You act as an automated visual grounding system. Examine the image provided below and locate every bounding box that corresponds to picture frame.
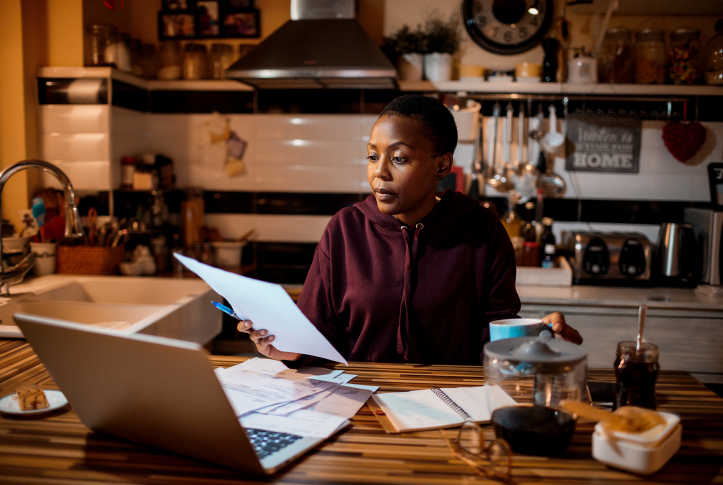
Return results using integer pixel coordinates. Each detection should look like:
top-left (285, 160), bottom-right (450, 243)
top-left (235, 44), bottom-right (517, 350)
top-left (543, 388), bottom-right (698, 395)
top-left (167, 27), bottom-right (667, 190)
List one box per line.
top-left (222, 9), bottom-right (260, 38)
top-left (195, 0), bottom-right (221, 37)
top-left (707, 162), bottom-right (723, 209)
top-left (158, 12), bottom-right (197, 39)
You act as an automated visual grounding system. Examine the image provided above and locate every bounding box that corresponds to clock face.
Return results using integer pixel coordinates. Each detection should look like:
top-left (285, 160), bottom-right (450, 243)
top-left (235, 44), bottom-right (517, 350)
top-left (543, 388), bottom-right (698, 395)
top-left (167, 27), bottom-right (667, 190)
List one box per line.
top-left (462, 0), bottom-right (554, 55)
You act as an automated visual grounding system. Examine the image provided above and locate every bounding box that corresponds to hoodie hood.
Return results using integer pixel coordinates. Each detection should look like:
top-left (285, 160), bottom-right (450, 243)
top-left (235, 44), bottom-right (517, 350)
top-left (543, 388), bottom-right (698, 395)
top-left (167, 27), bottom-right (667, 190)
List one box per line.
top-left (356, 189), bottom-right (483, 233)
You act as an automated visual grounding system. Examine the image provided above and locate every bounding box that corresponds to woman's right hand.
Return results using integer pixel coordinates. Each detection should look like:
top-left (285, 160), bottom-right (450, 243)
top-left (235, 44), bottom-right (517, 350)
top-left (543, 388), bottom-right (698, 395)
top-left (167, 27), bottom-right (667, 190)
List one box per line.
top-left (237, 320), bottom-right (302, 361)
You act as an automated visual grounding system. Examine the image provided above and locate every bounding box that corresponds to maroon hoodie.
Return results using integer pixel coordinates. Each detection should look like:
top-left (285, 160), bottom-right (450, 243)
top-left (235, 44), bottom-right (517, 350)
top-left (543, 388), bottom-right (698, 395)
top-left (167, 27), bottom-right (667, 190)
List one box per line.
top-left (296, 189), bottom-right (521, 366)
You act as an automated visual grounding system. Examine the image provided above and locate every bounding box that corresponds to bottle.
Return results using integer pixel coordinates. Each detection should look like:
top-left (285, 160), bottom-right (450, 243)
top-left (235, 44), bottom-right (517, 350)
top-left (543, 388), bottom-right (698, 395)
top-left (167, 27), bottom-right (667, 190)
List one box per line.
top-left (121, 156), bottom-right (137, 189)
top-left (668, 28), bottom-right (701, 85)
top-left (502, 193), bottom-right (522, 239)
top-left (702, 19), bottom-right (723, 85)
top-left (539, 217), bottom-right (556, 267)
top-left (520, 201), bottom-right (536, 243)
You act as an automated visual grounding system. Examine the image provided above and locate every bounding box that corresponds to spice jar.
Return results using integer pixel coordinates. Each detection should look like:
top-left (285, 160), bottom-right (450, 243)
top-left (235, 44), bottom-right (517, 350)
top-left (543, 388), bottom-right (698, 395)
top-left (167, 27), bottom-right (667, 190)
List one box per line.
top-left (114, 32), bottom-right (132, 72)
top-left (130, 38), bottom-right (143, 76)
top-left (210, 43), bottom-right (236, 79)
top-left (84, 24), bottom-right (117, 66)
top-left (182, 188), bottom-right (205, 249)
top-left (157, 40), bottom-right (182, 80)
top-left (613, 341), bottom-right (659, 410)
top-left (121, 156), bottom-right (137, 189)
top-left (702, 20), bottom-right (723, 85)
top-left (634, 28), bottom-right (666, 84)
top-left (668, 28), bottom-right (701, 85)
top-left (599, 27), bottom-right (634, 83)
top-left (182, 43), bottom-right (209, 80)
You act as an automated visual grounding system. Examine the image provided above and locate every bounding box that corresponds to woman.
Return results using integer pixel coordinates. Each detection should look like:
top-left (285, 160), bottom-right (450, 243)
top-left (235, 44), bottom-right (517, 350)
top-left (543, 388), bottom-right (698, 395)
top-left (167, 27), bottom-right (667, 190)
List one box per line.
top-left (239, 95), bottom-right (581, 365)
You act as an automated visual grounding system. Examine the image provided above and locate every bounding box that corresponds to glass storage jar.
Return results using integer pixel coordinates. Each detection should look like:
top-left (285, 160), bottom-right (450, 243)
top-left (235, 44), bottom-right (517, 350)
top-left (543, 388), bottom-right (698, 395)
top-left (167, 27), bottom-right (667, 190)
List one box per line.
top-left (182, 43), bottom-right (209, 80)
top-left (668, 28), bottom-right (701, 85)
top-left (634, 28), bottom-right (666, 84)
top-left (130, 38), bottom-right (143, 76)
top-left (181, 188), bottom-right (205, 249)
top-left (702, 20), bottom-right (723, 85)
top-left (157, 40), bottom-right (182, 80)
top-left (84, 24), bottom-right (117, 66)
top-left (210, 43), bottom-right (236, 79)
top-left (599, 27), bottom-right (634, 83)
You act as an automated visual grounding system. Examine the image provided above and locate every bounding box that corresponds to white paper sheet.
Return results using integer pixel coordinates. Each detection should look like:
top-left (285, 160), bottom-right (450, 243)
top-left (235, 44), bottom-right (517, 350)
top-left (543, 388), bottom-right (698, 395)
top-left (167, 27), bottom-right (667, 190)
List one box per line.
top-left (174, 254), bottom-right (347, 364)
top-left (309, 383), bottom-right (378, 419)
top-left (278, 367), bottom-right (344, 381)
top-left (220, 358), bottom-right (289, 377)
top-left (268, 385), bottom-right (341, 416)
top-left (218, 369), bottom-right (337, 416)
top-left (240, 409), bottom-right (348, 439)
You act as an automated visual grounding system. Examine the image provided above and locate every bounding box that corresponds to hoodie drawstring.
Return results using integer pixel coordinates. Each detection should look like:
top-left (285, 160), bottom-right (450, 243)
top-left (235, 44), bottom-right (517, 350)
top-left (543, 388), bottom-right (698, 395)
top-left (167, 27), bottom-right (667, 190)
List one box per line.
top-left (397, 223), bottom-right (423, 360)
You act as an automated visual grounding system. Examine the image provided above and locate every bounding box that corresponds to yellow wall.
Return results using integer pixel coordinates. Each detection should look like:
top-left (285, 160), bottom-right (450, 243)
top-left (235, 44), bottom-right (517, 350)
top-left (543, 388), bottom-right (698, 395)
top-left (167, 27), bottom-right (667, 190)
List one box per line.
top-left (0, 0), bottom-right (30, 232)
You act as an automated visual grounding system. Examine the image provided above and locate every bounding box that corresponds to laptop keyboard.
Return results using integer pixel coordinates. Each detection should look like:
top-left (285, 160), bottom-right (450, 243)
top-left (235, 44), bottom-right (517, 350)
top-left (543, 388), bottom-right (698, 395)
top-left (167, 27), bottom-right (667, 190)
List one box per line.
top-left (245, 428), bottom-right (303, 460)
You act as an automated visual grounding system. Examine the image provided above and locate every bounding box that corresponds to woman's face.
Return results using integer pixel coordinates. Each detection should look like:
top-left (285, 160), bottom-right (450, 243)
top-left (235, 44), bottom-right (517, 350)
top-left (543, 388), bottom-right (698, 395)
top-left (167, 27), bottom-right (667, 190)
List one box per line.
top-left (367, 115), bottom-right (451, 225)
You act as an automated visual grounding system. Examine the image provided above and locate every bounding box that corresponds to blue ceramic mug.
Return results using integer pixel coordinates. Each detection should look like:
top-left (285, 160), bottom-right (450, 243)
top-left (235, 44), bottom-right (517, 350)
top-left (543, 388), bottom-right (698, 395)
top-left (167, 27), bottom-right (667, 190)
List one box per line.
top-left (489, 318), bottom-right (547, 341)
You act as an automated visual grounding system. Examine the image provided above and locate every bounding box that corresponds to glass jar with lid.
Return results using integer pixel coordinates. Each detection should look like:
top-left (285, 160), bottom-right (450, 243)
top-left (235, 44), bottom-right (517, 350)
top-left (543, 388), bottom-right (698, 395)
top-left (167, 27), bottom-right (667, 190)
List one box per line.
top-left (599, 27), bottom-right (634, 83)
top-left (157, 40), bottom-right (182, 80)
top-left (114, 32), bottom-right (132, 72)
top-left (210, 43), bottom-right (237, 79)
top-left (634, 28), bottom-right (666, 84)
top-left (84, 24), bottom-right (117, 66)
top-left (141, 43), bottom-right (158, 79)
top-left (182, 43), bottom-right (209, 80)
top-left (702, 20), bottom-right (723, 85)
top-left (668, 28), bottom-right (701, 85)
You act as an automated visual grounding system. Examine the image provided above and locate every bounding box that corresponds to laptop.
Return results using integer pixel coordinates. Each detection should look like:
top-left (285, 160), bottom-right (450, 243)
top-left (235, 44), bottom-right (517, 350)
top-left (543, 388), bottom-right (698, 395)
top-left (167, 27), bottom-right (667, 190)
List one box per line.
top-left (15, 312), bottom-right (344, 474)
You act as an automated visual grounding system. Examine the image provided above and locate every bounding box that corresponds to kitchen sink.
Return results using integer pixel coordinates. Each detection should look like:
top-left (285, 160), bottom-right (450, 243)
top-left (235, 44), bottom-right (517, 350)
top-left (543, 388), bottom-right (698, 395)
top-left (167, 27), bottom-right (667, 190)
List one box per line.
top-left (0, 275), bottom-right (222, 344)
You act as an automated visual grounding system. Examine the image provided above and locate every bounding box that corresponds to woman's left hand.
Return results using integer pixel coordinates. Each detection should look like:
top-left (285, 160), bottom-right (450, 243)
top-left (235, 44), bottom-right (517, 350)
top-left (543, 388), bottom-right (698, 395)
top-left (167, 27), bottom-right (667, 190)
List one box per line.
top-left (543, 312), bottom-right (583, 344)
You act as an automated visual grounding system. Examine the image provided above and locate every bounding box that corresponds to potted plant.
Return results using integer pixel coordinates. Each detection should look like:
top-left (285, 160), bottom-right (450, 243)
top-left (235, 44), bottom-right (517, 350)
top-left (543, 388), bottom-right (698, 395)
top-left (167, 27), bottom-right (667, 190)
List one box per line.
top-left (382, 25), bottom-right (425, 81)
top-left (421, 10), bottom-right (462, 83)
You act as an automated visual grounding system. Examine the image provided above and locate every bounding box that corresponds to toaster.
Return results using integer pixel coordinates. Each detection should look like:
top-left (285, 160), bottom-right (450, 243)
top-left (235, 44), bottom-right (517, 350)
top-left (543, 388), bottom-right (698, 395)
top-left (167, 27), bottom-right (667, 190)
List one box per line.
top-left (568, 232), bottom-right (653, 285)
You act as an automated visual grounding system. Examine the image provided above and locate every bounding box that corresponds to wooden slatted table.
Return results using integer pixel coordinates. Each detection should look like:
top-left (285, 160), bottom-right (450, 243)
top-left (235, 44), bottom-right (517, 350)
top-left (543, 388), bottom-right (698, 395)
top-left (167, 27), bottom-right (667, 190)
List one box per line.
top-left (1, 338), bottom-right (722, 484)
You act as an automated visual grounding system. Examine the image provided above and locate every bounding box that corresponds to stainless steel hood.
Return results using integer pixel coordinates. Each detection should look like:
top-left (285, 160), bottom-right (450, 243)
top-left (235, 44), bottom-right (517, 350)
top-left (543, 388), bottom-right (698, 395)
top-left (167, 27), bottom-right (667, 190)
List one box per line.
top-left (225, 0), bottom-right (396, 89)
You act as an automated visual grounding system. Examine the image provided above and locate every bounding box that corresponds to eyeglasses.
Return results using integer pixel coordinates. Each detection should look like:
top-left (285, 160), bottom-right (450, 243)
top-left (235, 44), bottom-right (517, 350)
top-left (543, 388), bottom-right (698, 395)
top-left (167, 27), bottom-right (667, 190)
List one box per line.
top-left (441, 421), bottom-right (512, 480)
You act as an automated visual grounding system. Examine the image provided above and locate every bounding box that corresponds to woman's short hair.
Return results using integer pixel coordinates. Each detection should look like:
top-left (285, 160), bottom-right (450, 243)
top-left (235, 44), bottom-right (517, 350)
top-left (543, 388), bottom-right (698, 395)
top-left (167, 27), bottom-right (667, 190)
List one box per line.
top-left (379, 94), bottom-right (458, 156)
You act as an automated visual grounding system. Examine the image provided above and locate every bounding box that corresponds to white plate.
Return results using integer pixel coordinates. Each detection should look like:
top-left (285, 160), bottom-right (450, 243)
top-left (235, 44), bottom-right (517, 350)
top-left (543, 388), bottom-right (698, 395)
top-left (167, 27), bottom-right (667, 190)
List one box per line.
top-left (0, 390), bottom-right (68, 416)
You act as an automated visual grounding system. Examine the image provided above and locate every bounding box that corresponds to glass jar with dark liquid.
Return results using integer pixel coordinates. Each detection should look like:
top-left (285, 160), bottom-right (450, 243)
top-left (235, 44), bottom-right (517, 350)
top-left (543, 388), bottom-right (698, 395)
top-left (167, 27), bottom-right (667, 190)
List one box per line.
top-left (613, 341), bottom-right (659, 410)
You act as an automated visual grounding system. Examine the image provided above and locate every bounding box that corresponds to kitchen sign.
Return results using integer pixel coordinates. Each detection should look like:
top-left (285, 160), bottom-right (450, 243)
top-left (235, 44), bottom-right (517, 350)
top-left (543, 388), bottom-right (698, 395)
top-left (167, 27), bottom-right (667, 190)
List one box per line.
top-left (565, 115), bottom-right (641, 173)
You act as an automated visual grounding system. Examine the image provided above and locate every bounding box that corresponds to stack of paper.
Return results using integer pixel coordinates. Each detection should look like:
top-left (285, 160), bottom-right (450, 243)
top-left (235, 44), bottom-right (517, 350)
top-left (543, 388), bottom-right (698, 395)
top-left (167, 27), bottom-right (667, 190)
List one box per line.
top-left (215, 358), bottom-right (378, 439)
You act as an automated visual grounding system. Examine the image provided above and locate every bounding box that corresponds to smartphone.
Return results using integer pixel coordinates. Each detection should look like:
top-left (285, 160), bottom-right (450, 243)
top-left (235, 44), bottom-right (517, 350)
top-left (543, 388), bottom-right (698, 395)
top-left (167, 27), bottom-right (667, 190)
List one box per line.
top-left (587, 381), bottom-right (616, 408)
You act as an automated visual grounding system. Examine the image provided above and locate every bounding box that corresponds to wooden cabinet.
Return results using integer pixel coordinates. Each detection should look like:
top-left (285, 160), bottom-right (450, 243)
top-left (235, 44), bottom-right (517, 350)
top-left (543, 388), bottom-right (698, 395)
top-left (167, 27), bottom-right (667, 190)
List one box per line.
top-left (520, 303), bottom-right (723, 384)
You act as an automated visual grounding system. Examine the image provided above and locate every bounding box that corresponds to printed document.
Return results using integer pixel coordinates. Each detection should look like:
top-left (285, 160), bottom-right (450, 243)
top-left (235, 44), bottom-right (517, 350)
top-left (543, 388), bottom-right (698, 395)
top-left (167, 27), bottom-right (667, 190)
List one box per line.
top-left (174, 254), bottom-right (346, 364)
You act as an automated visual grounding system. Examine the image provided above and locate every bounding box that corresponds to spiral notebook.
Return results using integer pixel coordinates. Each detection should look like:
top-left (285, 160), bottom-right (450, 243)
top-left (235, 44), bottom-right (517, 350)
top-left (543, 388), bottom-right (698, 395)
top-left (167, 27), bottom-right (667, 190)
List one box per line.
top-left (370, 385), bottom-right (516, 433)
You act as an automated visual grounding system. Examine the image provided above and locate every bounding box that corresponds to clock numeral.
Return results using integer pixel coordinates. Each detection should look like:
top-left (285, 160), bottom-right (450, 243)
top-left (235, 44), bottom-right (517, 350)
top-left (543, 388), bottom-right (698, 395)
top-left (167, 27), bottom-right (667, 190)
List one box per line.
top-left (519, 26), bottom-right (528, 38)
top-left (476, 15), bottom-right (487, 27)
top-left (472, 1), bottom-right (482, 14)
top-left (503, 31), bottom-right (513, 42)
top-left (530, 15), bottom-right (539, 27)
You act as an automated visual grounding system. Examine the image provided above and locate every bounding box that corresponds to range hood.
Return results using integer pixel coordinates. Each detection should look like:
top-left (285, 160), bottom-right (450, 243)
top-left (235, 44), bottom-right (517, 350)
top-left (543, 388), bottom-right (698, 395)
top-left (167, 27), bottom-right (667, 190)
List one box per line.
top-left (225, 0), bottom-right (396, 89)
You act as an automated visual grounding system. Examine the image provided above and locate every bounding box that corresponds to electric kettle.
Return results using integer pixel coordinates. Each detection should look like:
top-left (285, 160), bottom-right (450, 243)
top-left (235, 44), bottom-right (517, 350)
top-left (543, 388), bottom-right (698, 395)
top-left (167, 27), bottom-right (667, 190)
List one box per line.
top-left (657, 222), bottom-right (696, 286)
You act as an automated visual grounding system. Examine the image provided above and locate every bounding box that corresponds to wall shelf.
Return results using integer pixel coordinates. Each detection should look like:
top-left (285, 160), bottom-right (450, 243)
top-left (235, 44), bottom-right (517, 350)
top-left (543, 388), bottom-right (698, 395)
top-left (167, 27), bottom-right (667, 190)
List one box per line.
top-left (398, 80), bottom-right (723, 97)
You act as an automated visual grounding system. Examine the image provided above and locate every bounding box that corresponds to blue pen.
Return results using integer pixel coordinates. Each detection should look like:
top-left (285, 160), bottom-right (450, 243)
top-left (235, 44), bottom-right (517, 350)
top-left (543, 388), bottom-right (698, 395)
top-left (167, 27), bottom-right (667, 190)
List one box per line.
top-left (212, 301), bottom-right (254, 330)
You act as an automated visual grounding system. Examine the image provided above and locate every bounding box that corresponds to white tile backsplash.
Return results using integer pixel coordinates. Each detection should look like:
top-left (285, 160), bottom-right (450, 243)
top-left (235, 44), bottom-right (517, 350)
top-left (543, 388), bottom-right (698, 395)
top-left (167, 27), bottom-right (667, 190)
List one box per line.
top-left (39, 105), bottom-right (109, 133)
top-left (41, 133), bottom-right (109, 161)
top-left (204, 214), bottom-right (332, 242)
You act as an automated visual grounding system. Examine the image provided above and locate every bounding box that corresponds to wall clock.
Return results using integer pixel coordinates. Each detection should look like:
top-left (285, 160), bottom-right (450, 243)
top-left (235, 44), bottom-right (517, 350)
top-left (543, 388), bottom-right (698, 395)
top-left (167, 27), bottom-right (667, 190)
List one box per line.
top-left (462, 0), bottom-right (554, 55)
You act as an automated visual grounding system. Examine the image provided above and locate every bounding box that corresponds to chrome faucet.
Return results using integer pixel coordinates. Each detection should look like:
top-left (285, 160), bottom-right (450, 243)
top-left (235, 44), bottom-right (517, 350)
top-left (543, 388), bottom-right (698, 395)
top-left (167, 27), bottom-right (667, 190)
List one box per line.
top-left (0, 160), bottom-right (85, 293)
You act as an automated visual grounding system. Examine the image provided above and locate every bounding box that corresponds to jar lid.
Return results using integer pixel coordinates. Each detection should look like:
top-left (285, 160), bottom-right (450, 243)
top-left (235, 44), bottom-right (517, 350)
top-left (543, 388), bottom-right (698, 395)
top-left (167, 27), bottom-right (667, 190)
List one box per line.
top-left (605, 27), bottom-right (632, 39)
top-left (211, 43), bottom-right (234, 53)
top-left (184, 43), bottom-right (207, 53)
top-left (523, 241), bottom-right (539, 248)
top-left (542, 217), bottom-right (554, 226)
top-left (670, 28), bottom-right (700, 39)
top-left (484, 331), bottom-right (587, 367)
top-left (86, 24), bottom-right (117, 33)
top-left (636, 28), bottom-right (665, 41)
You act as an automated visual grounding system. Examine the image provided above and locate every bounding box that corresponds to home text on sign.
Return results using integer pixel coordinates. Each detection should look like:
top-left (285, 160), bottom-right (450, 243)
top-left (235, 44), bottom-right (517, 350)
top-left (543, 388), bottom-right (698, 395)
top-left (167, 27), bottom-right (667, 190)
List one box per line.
top-left (565, 116), bottom-right (641, 173)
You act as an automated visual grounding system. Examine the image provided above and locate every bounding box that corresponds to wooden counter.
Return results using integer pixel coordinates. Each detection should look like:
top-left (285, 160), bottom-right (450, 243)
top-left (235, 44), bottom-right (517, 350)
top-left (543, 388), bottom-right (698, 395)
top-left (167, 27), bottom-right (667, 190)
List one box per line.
top-left (1, 339), bottom-right (722, 484)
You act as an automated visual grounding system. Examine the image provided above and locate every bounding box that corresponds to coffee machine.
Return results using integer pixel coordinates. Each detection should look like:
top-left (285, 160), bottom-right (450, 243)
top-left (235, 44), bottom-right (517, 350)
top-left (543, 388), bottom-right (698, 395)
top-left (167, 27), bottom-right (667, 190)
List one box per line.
top-left (684, 208), bottom-right (723, 285)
